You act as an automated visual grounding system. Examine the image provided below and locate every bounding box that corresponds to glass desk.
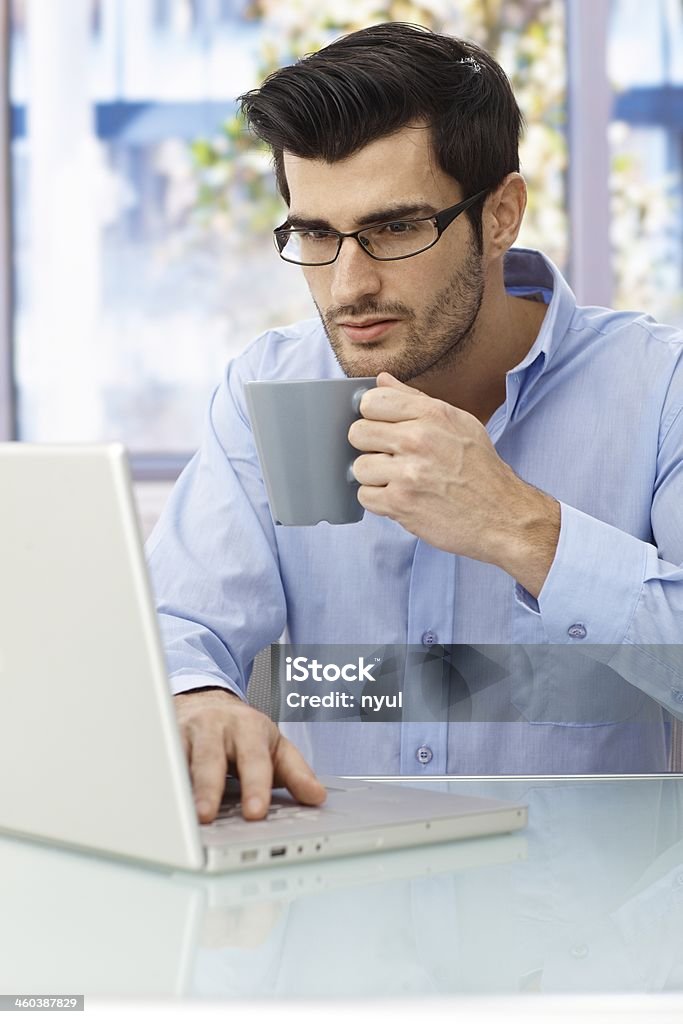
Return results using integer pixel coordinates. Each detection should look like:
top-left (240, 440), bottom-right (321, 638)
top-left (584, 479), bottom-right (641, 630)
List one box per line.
top-left (2, 776), bottom-right (683, 1007)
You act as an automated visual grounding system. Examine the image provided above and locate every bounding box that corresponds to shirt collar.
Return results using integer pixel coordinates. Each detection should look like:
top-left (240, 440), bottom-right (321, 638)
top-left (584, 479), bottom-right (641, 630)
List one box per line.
top-left (503, 247), bottom-right (577, 377)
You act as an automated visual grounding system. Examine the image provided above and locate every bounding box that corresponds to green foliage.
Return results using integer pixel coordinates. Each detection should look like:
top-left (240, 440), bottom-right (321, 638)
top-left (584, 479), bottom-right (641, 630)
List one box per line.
top-left (190, 113), bottom-right (283, 233)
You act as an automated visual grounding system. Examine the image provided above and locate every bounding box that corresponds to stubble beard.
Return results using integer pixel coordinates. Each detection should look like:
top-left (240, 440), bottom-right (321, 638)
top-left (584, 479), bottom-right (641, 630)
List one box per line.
top-left (314, 247), bottom-right (486, 382)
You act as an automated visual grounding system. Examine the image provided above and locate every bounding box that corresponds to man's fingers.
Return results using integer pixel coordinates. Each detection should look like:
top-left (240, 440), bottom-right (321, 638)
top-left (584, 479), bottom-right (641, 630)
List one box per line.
top-left (357, 373), bottom-right (426, 423)
top-left (272, 735), bottom-right (327, 806)
top-left (375, 370), bottom-right (422, 394)
top-left (349, 418), bottom-right (404, 453)
top-left (173, 690), bottom-right (325, 824)
top-left (352, 451), bottom-right (395, 486)
top-left (187, 734), bottom-right (228, 823)
top-left (233, 734), bottom-right (276, 821)
top-left (234, 725), bottom-right (325, 820)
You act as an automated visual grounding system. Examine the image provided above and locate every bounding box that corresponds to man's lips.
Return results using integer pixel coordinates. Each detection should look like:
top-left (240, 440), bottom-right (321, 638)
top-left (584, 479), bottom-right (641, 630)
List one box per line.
top-left (337, 319), bottom-right (400, 342)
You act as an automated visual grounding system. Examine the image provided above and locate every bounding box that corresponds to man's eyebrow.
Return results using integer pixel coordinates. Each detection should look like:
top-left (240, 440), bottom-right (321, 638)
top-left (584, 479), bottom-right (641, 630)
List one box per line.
top-left (285, 202), bottom-right (439, 230)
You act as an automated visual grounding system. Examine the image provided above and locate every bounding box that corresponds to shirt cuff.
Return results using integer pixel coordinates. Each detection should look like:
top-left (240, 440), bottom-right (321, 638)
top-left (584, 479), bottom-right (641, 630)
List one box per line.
top-left (516, 502), bottom-right (648, 645)
top-left (169, 673), bottom-right (245, 699)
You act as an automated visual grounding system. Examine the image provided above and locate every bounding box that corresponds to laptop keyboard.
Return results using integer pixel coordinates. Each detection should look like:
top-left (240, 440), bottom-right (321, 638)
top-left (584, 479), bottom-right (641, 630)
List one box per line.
top-left (204, 783), bottom-right (350, 830)
top-left (211, 798), bottom-right (323, 827)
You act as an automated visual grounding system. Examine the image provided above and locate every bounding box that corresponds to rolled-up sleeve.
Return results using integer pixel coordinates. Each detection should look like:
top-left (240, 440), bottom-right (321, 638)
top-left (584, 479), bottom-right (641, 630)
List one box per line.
top-left (145, 357), bottom-right (286, 697)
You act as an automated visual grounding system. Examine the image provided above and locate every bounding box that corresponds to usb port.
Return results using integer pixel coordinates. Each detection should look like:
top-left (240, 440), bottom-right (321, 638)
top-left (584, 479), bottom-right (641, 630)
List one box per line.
top-left (270, 846), bottom-right (287, 858)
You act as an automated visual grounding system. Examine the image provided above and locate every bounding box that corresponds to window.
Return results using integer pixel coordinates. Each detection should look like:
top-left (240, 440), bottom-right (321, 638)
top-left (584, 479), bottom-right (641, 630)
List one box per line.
top-left (7, 3), bottom-right (680, 464)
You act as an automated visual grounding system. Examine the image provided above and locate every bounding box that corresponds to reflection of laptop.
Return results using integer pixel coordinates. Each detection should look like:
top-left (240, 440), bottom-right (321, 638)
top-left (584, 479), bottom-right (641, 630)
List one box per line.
top-left (0, 826), bottom-right (526, 995)
top-left (0, 444), bottom-right (527, 873)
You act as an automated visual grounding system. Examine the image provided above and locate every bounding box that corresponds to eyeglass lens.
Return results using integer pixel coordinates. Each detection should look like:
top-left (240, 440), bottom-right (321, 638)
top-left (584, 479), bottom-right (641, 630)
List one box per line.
top-left (278, 218), bottom-right (439, 264)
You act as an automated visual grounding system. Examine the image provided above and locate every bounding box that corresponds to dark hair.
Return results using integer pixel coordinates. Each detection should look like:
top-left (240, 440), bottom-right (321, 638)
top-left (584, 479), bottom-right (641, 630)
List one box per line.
top-left (238, 22), bottom-right (524, 248)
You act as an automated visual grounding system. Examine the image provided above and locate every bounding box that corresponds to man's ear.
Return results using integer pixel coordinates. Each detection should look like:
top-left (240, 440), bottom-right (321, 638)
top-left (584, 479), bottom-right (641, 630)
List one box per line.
top-left (482, 172), bottom-right (527, 260)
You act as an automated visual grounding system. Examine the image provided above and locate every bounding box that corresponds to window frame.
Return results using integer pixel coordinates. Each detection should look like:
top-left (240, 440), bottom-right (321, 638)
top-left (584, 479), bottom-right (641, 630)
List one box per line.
top-left (0, 0), bottom-right (14, 443)
top-left (566, 0), bottom-right (613, 308)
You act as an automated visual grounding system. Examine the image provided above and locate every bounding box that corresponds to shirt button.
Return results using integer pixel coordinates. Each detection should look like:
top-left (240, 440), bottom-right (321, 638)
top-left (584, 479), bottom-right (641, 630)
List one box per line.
top-left (567, 623), bottom-right (587, 640)
top-left (570, 944), bottom-right (589, 960)
top-left (672, 689), bottom-right (683, 705)
top-left (421, 630), bottom-right (437, 647)
top-left (416, 746), bottom-right (433, 765)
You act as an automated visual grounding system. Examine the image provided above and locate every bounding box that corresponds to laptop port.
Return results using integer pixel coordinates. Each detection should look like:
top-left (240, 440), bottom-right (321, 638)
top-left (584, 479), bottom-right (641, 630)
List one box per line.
top-left (270, 846), bottom-right (287, 858)
top-left (240, 849), bottom-right (258, 863)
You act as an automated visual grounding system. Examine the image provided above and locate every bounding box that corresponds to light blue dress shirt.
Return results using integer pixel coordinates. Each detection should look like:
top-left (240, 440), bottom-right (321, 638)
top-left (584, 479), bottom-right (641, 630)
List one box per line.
top-left (146, 248), bottom-right (683, 774)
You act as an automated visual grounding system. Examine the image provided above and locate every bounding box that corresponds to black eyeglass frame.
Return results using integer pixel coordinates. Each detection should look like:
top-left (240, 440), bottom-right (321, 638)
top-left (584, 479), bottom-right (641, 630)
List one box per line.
top-left (273, 188), bottom-right (490, 266)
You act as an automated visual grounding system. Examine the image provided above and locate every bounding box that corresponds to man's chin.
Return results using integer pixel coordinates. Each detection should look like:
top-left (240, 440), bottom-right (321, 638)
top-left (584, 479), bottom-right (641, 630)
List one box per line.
top-left (330, 340), bottom-right (410, 381)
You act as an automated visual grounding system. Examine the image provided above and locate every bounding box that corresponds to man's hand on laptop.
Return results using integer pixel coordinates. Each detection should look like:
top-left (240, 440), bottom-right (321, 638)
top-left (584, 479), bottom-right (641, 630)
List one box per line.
top-left (173, 689), bottom-right (327, 823)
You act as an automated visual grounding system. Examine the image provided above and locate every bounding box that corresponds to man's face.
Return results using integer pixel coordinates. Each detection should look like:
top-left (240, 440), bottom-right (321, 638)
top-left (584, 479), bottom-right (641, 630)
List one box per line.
top-left (283, 125), bottom-right (486, 381)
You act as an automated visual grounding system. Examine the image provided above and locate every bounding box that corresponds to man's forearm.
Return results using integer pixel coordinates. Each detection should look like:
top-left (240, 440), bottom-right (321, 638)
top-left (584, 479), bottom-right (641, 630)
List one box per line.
top-left (491, 483), bottom-right (561, 599)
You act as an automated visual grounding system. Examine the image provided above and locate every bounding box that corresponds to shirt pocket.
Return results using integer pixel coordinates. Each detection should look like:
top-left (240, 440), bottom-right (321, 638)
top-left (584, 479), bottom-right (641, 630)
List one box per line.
top-left (509, 644), bottom-right (648, 725)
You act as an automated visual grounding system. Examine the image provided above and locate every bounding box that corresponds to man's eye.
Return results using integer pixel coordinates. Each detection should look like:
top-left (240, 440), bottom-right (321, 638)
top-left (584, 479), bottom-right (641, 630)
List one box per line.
top-left (379, 222), bottom-right (416, 235)
top-left (300, 230), bottom-right (333, 241)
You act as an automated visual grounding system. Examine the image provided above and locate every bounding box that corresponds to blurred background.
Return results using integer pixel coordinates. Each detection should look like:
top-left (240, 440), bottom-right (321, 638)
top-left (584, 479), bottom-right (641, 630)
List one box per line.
top-left (0, 0), bottom-right (681, 529)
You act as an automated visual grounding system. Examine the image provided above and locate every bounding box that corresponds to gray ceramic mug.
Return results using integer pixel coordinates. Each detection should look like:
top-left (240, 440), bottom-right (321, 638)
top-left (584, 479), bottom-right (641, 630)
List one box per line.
top-left (244, 377), bottom-right (376, 526)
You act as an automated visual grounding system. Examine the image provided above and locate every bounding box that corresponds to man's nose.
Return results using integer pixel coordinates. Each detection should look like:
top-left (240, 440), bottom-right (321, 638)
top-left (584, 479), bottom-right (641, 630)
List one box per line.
top-left (329, 236), bottom-right (382, 308)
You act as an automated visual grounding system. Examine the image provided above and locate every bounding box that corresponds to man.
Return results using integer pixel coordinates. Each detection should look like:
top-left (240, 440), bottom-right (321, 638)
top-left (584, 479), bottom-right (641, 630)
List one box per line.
top-left (146, 23), bottom-right (683, 823)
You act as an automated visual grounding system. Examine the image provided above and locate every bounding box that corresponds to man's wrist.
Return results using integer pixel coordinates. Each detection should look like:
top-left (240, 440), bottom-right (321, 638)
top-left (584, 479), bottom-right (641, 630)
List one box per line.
top-left (492, 482), bottom-right (561, 599)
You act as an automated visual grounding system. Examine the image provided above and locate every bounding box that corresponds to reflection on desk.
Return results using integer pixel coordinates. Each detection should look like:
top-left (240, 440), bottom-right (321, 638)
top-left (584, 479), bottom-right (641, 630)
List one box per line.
top-left (1, 777), bottom-right (683, 999)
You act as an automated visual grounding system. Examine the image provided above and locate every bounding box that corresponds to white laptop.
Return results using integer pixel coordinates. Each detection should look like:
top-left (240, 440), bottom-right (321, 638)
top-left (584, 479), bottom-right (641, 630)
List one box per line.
top-left (0, 444), bottom-right (527, 873)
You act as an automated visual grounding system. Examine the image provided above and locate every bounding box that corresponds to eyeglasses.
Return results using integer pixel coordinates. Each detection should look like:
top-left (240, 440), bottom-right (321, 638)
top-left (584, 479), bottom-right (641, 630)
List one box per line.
top-left (273, 188), bottom-right (489, 267)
